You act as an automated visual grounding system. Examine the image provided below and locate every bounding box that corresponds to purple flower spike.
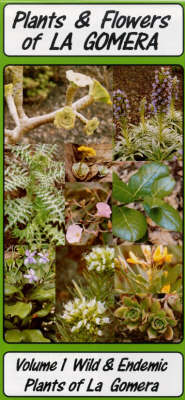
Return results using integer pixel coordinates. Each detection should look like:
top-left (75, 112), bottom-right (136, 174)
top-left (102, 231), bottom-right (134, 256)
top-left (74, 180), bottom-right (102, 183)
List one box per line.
top-left (38, 252), bottom-right (49, 264)
top-left (149, 67), bottom-right (173, 115)
top-left (24, 250), bottom-right (36, 265)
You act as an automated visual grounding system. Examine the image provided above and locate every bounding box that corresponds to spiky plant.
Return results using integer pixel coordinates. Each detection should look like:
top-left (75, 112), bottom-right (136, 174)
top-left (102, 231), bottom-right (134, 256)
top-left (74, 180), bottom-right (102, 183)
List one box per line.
top-left (5, 144), bottom-right (65, 246)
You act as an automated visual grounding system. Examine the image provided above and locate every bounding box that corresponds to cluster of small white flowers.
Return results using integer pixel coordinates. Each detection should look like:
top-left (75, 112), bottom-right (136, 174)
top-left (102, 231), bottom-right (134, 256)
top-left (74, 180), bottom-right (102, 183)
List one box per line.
top-left (62, 296), bottom-right (110, 336)
top-left (84, 246), bottom-right (115, 272)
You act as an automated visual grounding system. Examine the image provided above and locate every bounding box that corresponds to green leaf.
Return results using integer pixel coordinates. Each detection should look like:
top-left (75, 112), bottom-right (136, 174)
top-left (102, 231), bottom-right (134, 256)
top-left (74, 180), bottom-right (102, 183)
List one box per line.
top-left (4, 284), bottom-right (20, 296)
top-left (29, 287), bottom-right (55, 302)
top-left (143, 197), bottom-right (182, 232)
top-left (128, 162), bottom-right (169, 200)
top-left (112, 205), bottom-right (147, 241)
top-left (22, 329), bottom-right (50, 343)
top-left (5, 302), bottom-right (32, 319)
top-left (147, 327), bottom-right (158, 339)
top-left (112, 172), bottom-right (133, 203)
top-left (5, 329), bottom-right (23, 343)
top-left (151, 176), bottom-right (175, 198)
top-left (33, 304), bottom-right (53, 318)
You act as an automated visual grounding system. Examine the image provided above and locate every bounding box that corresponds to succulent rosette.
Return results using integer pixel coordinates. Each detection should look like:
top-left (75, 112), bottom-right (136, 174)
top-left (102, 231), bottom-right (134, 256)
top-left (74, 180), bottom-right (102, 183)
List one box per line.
top-left (114, 297), bottom-right (144, 331)
top-left (147, 311), bottom-right (176, 341)
top-left (54, 106), bottom-right (76, 130)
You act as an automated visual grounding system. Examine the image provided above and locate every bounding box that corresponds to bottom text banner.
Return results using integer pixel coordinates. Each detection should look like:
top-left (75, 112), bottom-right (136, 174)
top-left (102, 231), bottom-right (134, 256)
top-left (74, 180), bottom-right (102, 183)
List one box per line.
top-left (4, 352), bottom-right (183, 397)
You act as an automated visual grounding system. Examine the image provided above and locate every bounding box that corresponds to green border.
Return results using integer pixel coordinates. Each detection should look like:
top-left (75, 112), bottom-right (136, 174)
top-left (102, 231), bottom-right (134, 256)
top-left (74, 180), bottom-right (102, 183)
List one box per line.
top-left (1, 1), bottom-right (184, 399)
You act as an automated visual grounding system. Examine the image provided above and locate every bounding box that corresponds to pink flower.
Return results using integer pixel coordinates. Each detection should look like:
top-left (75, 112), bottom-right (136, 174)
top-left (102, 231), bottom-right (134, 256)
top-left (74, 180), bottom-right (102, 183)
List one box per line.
top-left (66, 224), bottom-right (83, 244)
top-left (96, 202), bottom-right (112, 218)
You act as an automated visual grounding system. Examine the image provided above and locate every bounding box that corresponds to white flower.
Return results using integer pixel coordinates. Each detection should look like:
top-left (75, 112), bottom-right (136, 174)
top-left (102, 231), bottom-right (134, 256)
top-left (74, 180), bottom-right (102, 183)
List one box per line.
top-left (66, 70), bottom-right (93, 87)
top-left (97, 301), bottom-right (106, 314)
top-left (84, 246), bottom-right (115, 273)
top-left (102, 317), bottom-right (110, 323)
top-left (88, 299), bottom-right (96, 308)
top-left (76, 321), bottom-right (83, 329)
top-left (61, 296), bottom-right (110, 338)
top-left (71, 325), bottom-right (78, 332)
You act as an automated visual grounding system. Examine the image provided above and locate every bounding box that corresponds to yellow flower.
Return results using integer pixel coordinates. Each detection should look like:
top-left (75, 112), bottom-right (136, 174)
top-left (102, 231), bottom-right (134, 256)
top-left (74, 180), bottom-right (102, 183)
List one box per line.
top-left (77, 146), bottom-right (96, 157)
top-left (141, 245), bottom-right (152, 264)
top-left (127, 251), bottom-right (147, 266)
top-left (153, 246), bottom-right (173, 265)
top-left (161, 284), bottom-right (171, 294)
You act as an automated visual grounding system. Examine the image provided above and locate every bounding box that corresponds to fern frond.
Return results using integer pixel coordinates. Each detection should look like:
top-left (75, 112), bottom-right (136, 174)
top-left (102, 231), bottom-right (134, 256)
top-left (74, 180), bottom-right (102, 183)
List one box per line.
top-left (5, 197), bottom-right (33, 231)
top-left (35, 187), bottom-right (65, 225)
top-left (12, 222), bottom-right (40, 243)
top-left (34, 144), bottom-right (57, 156)
top-left (7, 145), bottom-right (32, 165)
top-left (44, 225), bottom-right (65, 245)
top-left (5, 166), bottom-right (29, 192)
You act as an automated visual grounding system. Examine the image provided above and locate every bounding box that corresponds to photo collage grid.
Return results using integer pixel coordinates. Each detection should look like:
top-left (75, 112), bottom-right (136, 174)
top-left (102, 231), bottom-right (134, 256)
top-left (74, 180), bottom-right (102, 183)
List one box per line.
top-left (4, 65), bottom-right (183, 343)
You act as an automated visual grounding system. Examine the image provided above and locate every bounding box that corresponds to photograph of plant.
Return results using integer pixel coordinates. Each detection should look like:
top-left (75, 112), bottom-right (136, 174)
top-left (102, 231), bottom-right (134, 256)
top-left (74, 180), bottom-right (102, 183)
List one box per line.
top-left (65, 143), bottom-right (112, 182)
top-left (114, 293), bottom-right (182, 343)
top-left (115, 245), bottom-right (182, 294)
top-left (56, 245), bottom-right (115, 342)
top-left (113, 66), bottom-right (182, 161)
top-left (112, 161), bottom-right (182, 244)
top-left (4, 66), bottom-right (113, 145)
top-left (5, 144), bottom-right (65, 247)
top-left (65, 182), bottom-right (112, 245)
top-left (4, 246), bottom-right (55, 343)
top-left (55, 244), bottom-right (182, 343)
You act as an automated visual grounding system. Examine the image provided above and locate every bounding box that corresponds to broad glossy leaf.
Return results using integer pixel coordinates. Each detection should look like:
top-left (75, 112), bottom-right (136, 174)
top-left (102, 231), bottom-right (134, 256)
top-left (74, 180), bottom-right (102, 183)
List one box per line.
top-left (112, 205), bottom-right (147, 241)
top-left (5, 329), bottom-right (23, 343)
top-left (5, 302), bottom-right (32, 319)
top-left (29, 287), bottom-right (55, 302)
top-left (151, 176), bottom-right (175, 198)
top-left (128, 162), bottom-right (169, 200)
top-left (22, 329), bottom-right (50, 343)
top-left (144, 197), bottom-right (182, 232)
top-left (112, 172), bottom-right (133, 203)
